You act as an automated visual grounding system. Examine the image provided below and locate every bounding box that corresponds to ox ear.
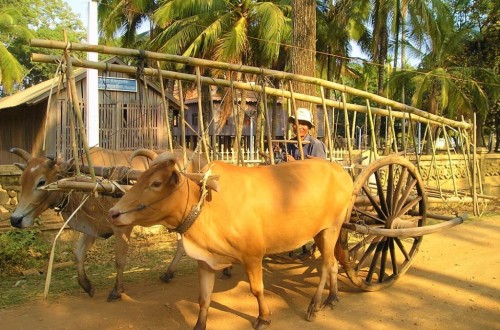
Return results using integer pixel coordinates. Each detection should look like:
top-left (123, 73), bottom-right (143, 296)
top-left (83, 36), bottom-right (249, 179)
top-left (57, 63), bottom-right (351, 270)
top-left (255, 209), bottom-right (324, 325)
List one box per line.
top-left (14, 162), bottom-right (26, 171)
top-left (168, 170), bottom-right (181, 186)
top-left (184, 173), bottom-right (220, 192)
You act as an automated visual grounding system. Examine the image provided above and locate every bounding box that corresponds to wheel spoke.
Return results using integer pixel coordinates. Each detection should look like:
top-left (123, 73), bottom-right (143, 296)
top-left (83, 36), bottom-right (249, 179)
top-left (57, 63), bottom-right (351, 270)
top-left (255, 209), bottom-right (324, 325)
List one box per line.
top-left (394, 237), bottom-right (411, 260)
top-left (349, 235), bottom-right (377, 257)
top-left (357, 236), bottom-right (383, 271)
top-left (386, 164), bottom-right (394, 214)
top-left (379, 238), bottom-right (389, 282)
top-left (392, 167), bottom-right (408, 210)
top-left (353, 207), bottom-right (385, 224)
top-left (361, 185), bottom-right (386, 220)
top-left (398, 196), bottom-right (422, 217)
top-left (374, 170), bottom-right (388, 217)
top-left (366, 238), bottom-right (385, 283)
top-left (395, 177), bottom-right (417, 214)
top-left (389, 238), bottom-right (398, 275)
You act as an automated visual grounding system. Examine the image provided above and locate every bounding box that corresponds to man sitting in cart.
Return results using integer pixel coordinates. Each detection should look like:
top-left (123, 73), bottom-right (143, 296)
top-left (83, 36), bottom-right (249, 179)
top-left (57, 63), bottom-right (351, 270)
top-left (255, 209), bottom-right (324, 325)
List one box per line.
top-left (285, 107), bottom-right (327, 161)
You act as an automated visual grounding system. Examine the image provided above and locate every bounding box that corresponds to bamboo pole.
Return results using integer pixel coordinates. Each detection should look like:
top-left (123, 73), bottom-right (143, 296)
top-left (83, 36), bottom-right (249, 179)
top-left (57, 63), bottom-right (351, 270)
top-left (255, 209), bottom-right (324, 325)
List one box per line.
top-left (141, 73), bottom-right (153, 149)
top-left (472, 113), bottom-right (478, 216)
top-left (229, 75), bottom-right (243, 165)
top-left (260, 78), bottom-right (275, 165)
top-left (341, 93), bottom-right (353, 163)
top-left (66, 77), bottom-right (80, 176)
top-left (407, 113), bottom-right (421, 169)
top-left (177, 80), bottom-right (187, 165)
top-left (365, 100), bottom-right (378, 161)
top-left (320, 87), bottom-right (334, 161)
top-left (62, 39), bottom-right (95, 180)
top-left (30, 49), bottom-right (471, 130)
top-left (388, 106), bottom-right (398, 153)
top-left (195, 67), bottom-right (211, 164)
top-left (155, 61), bottom-right (173, 151)
top-left (288, 81), bottom-right (304, 160)
top-left (442, 124), bottom-right (458, 194)
top-left (209, 87), bottom-right (216, 157)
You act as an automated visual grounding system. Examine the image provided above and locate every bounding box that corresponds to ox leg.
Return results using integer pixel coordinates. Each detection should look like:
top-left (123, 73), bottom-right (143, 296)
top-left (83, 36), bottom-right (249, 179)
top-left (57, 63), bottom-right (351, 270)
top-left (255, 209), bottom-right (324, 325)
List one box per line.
top-left (307, 228), bottom-right (338, 321)
top-left (194, 260), bottom-right (215, 330)
top-left (244, 258), bottom-right (271, 330)
top-left (160, 235), bottom-right (184, 283)
top-left (75, 233), bottom-right (96, 297)
top-left (108, 226), bottom-right (133, 302)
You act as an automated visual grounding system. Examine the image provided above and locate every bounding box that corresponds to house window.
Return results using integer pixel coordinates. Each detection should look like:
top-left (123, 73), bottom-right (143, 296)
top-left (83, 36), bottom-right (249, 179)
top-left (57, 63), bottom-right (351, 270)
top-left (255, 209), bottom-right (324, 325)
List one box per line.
top-left (192, 113), bottom-right (198, 127)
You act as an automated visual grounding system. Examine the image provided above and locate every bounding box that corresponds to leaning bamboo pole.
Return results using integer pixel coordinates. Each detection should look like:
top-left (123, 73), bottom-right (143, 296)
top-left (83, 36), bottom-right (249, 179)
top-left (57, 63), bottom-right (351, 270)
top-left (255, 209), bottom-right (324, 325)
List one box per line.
top-left (155, 61), bottom-right (173, 151)
top-left (178, 80), bottom-right (187, 165)
top-left (320, 87), bottom-right (334, 161)
top-left (260, 78), bottom-right (275, 165)
top-left (62, 40), bottom-right (95, 180)
top-left (288, 80), bottom-right (304, 160)
top-left (29, 42), bottom-right (471, 131)
top-left (195, 67), bottom-right (211, 164)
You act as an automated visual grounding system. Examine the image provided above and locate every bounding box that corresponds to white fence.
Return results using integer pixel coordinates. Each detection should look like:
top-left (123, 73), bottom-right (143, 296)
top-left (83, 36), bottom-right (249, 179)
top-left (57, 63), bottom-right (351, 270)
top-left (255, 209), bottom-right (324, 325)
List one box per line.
top-left (211, 147), bottom-right (349, 165)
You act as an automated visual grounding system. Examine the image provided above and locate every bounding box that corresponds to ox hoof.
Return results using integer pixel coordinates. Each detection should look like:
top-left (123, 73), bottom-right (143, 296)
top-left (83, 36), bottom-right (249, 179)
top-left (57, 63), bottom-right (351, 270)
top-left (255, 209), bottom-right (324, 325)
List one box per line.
top-left (252, 316), bottom-right (271, 330)
top-left (78, 279), bottom-right (94, 297)
top-left (321, 294), bottom-right (339, 310)
top-left (107, 291), bottom-right (123, 302)
top-left (306, 302), bottom-right (319, 322)
top-left (160, 272), bottom-right (174, 283)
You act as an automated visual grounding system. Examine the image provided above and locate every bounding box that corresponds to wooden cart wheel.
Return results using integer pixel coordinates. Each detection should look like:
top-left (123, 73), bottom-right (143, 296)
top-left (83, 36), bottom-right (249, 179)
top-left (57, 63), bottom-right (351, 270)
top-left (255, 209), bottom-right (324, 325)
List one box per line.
top-left (340, 155), bottom-right (427, 291)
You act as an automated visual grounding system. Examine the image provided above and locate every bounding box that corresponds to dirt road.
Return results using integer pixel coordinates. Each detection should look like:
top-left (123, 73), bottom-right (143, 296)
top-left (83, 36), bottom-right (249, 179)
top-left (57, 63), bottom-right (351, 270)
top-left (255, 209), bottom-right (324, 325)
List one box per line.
top-left (1, 214), bottom-right (499, 330)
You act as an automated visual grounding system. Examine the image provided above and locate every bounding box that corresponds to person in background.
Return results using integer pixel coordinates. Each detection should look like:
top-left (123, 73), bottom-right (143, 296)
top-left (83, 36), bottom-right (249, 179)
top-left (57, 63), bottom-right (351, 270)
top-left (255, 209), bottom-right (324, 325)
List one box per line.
top-left (285, 107), bottom-right (327, 161)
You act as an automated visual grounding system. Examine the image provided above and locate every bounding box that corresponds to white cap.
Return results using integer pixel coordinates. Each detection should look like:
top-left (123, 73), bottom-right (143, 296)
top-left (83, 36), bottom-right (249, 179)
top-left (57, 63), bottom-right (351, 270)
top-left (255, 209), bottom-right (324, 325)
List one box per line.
top-left (289, 107), bottom-right (314, 127)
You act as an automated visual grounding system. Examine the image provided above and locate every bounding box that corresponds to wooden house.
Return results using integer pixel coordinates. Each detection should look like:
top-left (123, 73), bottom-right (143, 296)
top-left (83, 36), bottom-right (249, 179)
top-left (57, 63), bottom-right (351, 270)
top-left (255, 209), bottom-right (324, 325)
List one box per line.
top-left (0, 57), bottom-right (181, 165)
top-left (182, 86), bottom-right (327, 153)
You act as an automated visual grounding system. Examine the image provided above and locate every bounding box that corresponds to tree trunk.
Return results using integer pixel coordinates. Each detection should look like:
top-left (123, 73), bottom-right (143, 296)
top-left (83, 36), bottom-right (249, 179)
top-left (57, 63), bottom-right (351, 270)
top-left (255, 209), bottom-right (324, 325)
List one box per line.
top-left (291, 0), bottom-right (317, 125)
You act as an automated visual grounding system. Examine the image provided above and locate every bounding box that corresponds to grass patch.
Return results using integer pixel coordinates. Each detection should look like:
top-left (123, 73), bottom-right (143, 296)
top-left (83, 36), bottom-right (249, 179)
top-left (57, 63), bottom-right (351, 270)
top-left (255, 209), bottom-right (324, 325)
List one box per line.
top-left (0, 227), bottom-right (197, 310)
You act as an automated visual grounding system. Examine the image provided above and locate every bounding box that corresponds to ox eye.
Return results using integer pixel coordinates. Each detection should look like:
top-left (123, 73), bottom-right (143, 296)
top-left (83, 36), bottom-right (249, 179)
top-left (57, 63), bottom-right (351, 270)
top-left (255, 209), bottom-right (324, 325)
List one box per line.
top-left (151, 181), bottom-right (162, 188)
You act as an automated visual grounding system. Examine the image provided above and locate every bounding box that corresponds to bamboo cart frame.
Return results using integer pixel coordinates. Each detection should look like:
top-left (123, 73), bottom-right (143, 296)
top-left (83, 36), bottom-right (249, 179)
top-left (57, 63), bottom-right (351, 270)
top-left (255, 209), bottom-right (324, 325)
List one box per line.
top-left (29, 39), bottom-right (485, 290)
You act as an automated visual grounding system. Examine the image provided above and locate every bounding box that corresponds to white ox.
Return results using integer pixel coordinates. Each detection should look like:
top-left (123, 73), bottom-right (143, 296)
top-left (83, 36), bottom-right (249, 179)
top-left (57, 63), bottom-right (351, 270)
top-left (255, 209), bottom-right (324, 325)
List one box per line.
top-left (108, 156), bottom-right (353, 329)
top-left (10, 147), bottom-right (205, 300)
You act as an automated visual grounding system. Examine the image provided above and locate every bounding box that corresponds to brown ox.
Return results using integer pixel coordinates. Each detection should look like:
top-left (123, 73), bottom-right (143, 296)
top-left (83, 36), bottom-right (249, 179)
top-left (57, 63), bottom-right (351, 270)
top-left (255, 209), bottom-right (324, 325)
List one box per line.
top-left (10, 147), bottom-right (205, 301)
top-left (108, 157), bottom-right (353, 329)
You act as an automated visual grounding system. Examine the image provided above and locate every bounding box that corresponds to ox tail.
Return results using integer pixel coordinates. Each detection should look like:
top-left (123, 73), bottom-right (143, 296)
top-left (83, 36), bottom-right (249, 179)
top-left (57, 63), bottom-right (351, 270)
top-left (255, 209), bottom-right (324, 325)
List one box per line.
top-left (335, 240), bottom-right (368, 289)
top-left (335, 203), bottom-right (370, 290)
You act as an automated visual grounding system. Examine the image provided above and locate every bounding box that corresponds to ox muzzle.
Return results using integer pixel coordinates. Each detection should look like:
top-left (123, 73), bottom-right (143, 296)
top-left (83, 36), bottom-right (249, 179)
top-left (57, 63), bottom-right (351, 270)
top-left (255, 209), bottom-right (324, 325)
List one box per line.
top-left (10, 214), bottom-right (27, 228)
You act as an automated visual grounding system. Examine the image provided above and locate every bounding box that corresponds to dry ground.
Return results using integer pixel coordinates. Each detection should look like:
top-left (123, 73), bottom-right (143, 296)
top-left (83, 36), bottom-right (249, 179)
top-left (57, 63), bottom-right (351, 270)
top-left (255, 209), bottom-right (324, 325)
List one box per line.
top-left (0, 213), bottom-right (499, 330)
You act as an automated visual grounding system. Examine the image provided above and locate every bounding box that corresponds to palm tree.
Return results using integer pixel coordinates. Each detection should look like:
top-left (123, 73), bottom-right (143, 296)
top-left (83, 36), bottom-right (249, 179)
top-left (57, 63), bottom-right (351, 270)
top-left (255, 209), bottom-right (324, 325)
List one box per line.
top-left (387, 8), bottom-right (499, 146)
top-left (98, 0), bottom-right (158, 48)
top-left (151, 0), bottom-right (289, 66)
top-left (0, 7), bottom-right (32, 94)
top-left (316, 1), bottom-right (369, 91)
top-left (151, 0), bottom-right (290, 158)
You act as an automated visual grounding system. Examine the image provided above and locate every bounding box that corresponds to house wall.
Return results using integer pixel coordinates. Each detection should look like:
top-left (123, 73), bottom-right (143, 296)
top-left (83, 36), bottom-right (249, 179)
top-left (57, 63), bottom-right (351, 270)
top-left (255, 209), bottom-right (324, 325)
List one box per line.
top-left (0, 103), bottom-right (48, 165)
top-left (1, 67), bottom-right (179, 165)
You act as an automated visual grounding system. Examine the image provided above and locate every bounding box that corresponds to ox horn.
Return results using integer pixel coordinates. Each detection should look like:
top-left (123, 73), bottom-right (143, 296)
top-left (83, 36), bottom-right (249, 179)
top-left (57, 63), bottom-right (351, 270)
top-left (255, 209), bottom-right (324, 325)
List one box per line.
top-left (45, 155), bottom-right (56, 168)
top-left (10, 148), bottom-right (32, 162)
top-left (130, 149), bottom-right (158, 162)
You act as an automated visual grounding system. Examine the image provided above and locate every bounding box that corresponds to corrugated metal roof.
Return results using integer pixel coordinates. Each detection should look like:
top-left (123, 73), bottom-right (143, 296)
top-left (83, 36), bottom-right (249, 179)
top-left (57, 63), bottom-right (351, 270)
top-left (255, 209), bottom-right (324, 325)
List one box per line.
top-left (0, 68), bottom-right (85, 111)
top-left (0, 56), bottom-right (182, 110)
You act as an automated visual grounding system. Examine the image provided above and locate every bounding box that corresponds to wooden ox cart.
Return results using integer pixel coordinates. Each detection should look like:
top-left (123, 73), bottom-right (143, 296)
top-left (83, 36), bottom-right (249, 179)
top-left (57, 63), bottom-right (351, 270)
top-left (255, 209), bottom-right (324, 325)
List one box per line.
top-left (28, 39), bottom-right (479, 296)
